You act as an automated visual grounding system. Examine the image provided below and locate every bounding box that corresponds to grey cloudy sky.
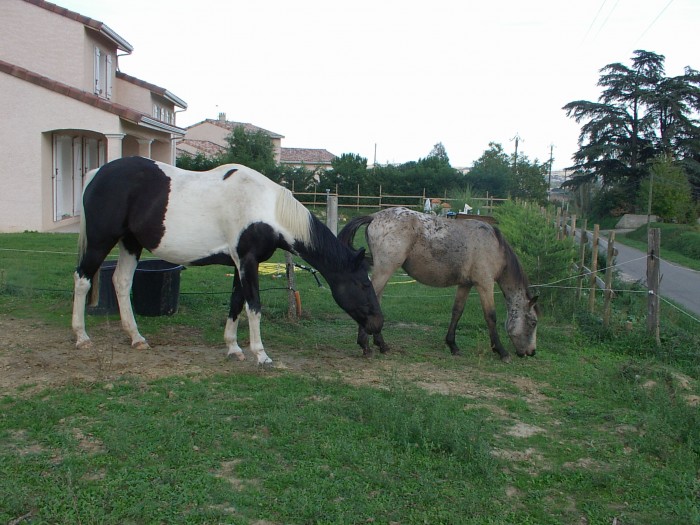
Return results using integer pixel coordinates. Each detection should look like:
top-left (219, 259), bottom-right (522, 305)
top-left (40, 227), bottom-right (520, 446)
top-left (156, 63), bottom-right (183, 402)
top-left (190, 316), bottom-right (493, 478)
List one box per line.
top-left (57, 0), bottom-right (700, 170)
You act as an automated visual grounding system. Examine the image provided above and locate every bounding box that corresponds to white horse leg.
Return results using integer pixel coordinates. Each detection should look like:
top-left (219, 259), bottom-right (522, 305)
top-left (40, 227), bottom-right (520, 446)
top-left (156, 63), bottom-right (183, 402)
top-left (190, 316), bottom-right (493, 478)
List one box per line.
top-left (245, 304), bottom-right (272, 365)
top-left (224, 317), bottom-right (245, 361)
top-left (72, 272), bottom-right (92, 348)
top-left (113, 246), bottom-right (148, 349)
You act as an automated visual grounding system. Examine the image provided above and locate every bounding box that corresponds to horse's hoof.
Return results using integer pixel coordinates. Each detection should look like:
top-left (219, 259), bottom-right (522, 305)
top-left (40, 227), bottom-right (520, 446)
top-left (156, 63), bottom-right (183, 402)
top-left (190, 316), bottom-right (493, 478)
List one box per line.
top-left (362, 348), bottom-right (373, 358)
top-left (258, 358), bottom-right (273, 367)
top-left (131, 341), bottom-right (150, 350)
top-left (378, 344), bottom-right (390, 354)
top-left (227, 351), bottom-right (246, 361)
top-left (450, 350), bottom-right (462, 356)
top-left (500, 354), bottom-right (512, 363)
top-left (76, 339), bottom-right (92, 350)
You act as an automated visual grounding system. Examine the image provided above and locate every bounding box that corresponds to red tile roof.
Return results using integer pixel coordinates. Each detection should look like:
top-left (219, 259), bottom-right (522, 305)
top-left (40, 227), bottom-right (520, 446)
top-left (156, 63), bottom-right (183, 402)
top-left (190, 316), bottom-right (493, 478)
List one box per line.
top-left (176, 139), bottom-right (227, 156)
top-left (188, 118), bottom-right (285, 139)
top-left (280, 148), bottom-right (336, 165)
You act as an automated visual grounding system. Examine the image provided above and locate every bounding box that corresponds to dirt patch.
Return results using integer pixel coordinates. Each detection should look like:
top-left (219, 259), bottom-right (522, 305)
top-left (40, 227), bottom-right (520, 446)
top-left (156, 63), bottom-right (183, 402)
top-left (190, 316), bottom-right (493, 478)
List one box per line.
top-left (0, 315), bottom-right (551, 421)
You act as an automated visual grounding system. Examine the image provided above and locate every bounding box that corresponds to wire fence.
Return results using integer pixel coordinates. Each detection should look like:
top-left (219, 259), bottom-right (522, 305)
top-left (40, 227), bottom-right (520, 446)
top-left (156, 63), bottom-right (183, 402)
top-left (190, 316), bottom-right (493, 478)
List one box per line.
top-left (2, 242), bottom-right (698, 327)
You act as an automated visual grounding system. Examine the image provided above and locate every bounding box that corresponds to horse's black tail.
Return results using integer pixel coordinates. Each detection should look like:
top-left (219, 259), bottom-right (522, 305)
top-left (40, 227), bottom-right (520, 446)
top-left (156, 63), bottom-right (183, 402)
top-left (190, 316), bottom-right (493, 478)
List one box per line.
top-left (337, 215), bottom-right (375, 265)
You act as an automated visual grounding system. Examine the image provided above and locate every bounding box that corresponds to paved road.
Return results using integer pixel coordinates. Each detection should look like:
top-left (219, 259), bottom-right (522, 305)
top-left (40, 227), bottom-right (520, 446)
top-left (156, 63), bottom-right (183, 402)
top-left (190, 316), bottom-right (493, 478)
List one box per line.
top-left (575, 230), bottom-right (700, 318)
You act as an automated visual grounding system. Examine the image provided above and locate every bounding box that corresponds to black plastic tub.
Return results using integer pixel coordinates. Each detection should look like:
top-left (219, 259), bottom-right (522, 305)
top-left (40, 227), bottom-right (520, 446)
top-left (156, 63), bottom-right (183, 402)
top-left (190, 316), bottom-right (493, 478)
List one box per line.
top-left (87, 259), bottom-right (119, 315)
top-left (132, 259), bottom-right (184, 317)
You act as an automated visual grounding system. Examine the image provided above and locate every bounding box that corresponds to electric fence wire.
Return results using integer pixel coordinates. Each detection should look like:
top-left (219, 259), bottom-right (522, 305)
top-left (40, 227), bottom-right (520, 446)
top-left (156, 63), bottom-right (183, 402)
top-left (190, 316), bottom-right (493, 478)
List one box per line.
top-left (1, 247), bottom-right (698, 324)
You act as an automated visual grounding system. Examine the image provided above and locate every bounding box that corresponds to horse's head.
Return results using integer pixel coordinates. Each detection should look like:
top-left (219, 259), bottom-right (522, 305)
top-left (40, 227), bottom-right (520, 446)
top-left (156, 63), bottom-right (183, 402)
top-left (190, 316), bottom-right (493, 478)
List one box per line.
top-left (505, 295), bottom-right (538, 357)
top-left (327, 248), bottom-right (384, 335)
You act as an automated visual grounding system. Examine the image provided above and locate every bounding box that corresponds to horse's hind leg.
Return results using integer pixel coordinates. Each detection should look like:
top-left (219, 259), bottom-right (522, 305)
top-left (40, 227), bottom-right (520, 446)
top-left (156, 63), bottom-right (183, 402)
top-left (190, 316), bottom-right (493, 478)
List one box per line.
top-left (445, 284), bottom-right (471, 355)
top-left (113, 241), bottom-right (148, 349)
top-left (73, 246), bottom-right (113, 348)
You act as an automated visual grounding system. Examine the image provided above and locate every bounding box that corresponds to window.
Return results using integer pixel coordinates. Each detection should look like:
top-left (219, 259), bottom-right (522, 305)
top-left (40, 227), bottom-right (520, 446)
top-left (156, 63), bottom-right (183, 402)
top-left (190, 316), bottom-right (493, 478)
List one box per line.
top-left (52, 134), bottom-right (105, 221)
top-left (94, 47), bottom-right (113, 99)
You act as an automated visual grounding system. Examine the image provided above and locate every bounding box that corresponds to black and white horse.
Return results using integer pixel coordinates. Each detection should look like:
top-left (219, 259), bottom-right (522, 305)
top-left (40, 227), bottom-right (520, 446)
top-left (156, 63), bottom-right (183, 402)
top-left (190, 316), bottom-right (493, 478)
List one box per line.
top-left (72, 156), bottom-right (383, 364)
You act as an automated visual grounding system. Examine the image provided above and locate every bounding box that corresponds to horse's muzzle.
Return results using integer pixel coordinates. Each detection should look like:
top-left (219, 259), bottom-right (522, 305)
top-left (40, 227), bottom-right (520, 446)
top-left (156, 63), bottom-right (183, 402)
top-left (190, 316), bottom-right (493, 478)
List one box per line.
top-left (516, 346), bottom-right (536, 357)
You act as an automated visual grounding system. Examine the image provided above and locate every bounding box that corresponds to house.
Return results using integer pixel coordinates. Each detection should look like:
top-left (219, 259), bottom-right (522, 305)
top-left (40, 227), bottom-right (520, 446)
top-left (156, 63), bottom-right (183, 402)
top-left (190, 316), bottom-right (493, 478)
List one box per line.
top-left (177, 113), bottom-right (337, 172)
top-left (280, 147), bottom-right (336, 172)
top-left (178, 113), bottom-right (285, 163)
top-left (0, 0), bottom-right (187, 233)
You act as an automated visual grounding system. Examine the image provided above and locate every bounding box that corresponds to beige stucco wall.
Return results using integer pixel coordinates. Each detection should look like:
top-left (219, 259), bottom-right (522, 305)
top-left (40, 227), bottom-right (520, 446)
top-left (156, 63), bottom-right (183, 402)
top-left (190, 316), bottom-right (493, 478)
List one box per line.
top-left (115, 78), bottom-right (154, 116)
top-left (0, 74), bottom-right (177, 232)
top-left (1, 0), bottom-right (86, 90)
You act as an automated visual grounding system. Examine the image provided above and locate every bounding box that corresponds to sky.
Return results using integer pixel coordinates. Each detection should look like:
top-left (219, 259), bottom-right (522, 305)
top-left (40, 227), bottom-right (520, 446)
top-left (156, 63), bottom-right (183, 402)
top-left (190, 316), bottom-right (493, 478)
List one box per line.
top-left (54, 0), bottom-right (699, 171)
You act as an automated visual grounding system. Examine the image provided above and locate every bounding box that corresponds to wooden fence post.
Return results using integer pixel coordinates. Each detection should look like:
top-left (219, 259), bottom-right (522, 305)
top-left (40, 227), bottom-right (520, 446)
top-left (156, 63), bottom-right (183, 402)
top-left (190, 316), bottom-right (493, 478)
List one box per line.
top-left (647, 227), bottom-right (661, 345)
top-left (603, 231), bottom-right (616, 328)
top-left (326, 192), bottom-right (338, 235)
top-left (576, 219), bottom-right (588, 300)
top-left (588, 224), bottom-right (600, 312)
top-left (570, 214), bottom-right (577, 239)
top-left (555, 208), bottom-right (562, 240)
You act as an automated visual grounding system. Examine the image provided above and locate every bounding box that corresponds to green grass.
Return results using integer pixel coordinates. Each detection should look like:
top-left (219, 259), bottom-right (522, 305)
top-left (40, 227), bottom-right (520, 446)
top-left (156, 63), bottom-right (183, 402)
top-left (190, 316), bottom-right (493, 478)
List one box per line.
top-left (1, 225), bottom-right (699, 524)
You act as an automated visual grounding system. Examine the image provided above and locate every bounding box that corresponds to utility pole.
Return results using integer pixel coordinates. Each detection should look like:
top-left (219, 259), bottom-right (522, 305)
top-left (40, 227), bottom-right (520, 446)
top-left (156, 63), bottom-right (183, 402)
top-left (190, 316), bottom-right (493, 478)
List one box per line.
top-left (548, 144), bottom-right (554, 200)
top-left (646, 166), bottom-right (655, 227)
top-left (510, 133), bottom-right (522, 177)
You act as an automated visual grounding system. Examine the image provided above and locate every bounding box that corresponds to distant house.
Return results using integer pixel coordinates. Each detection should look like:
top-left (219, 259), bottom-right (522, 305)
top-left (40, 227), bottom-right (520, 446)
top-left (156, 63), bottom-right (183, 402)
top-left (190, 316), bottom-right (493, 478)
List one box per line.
top-left (280, 147), bottom-right (336, 172)
top-left (178, 113), bottom-right (285, 163)
top-left (0, 0), bottom-right (187, 233)
top-left (177, 113), bottom-right (336, 172)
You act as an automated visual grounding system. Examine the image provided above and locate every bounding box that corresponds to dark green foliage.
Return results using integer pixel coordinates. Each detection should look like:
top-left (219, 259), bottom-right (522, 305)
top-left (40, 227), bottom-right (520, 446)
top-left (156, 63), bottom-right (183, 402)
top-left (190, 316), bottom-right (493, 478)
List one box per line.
top-left (176, 151), bottom-right (222, 171)
top-left (493, 201), bottom-right (577, 311)
top-left (465, 142), bottom-right (548, 203)
top-left (223, 125), bottom-right (276, 175)
top-left (563, 50), bottom-right (700, 217)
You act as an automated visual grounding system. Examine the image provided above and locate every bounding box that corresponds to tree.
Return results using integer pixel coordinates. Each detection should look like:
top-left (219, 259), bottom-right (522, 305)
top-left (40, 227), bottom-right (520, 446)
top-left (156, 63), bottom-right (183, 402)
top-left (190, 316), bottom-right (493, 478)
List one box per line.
top-left (319, 153), bottom-right (369, 195)
top-left (223, 125), bottom-right (276, 175)
top-left (176, 151), bottom-right (222, 171)
top-left (466, 143), bottom-right (513, 197)
top-left (563, 50), bottom-right (700, 213)
top-left (512, 156), bottom-right (548, 204)
top-left (638, 156), bottom-right (694, 223)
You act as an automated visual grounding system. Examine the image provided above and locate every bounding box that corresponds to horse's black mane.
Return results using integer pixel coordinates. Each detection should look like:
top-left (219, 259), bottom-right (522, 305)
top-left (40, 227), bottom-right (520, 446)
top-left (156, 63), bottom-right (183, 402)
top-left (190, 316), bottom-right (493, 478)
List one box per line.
top-left (492, 226), bottom-right (534, 299)
top-left (299, 213), bottom-right (368, 272)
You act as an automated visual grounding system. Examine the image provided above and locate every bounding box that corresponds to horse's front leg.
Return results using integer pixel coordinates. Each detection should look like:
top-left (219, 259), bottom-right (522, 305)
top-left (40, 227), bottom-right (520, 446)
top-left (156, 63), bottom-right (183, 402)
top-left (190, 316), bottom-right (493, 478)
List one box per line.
top-left (475, 284), bottom-right (510, 363)
top-left (445, 285), bottom-right (471, 355)
top-left (357, 325), bottom-right (371, 356)
top-left (373, 332), bottom-right (390, 353)
top-left (239, 261), bottom-right (272, 366)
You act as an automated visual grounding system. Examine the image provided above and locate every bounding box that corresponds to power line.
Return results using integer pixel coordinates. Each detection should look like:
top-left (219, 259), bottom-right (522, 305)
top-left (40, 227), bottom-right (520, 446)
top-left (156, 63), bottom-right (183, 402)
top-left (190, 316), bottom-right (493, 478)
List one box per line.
top-left (582, 0), bottom-right (608, 43)
top-left (636, 0), bottom-right (675, 43)
top-left (593, 0), bottom-right (620, 40)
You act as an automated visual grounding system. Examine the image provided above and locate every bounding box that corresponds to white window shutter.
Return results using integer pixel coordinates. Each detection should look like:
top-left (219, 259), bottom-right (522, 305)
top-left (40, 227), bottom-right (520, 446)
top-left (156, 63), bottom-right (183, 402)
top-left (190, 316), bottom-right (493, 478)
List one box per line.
top-left (94, 47), bottom-right (101, 95)
top-left (106, 54), bottom-right (113, 99)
